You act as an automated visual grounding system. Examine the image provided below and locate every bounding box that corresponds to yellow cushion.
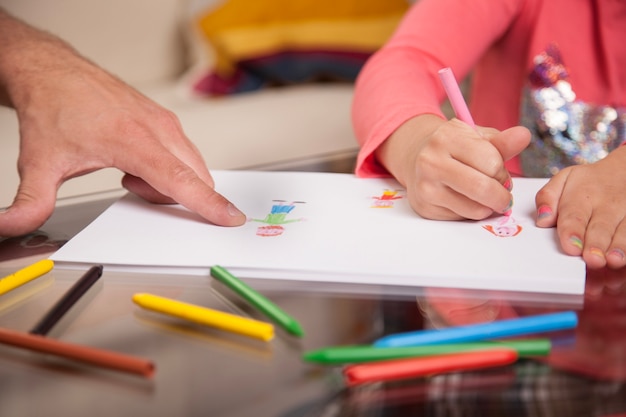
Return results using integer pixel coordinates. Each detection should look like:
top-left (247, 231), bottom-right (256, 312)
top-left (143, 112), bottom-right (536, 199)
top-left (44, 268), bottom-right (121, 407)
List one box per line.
top-left (190, 0), bottom-right (409, 95)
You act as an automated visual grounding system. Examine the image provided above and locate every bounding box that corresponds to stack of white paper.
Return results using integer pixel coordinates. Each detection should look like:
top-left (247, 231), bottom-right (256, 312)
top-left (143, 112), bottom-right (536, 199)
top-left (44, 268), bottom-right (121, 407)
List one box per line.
top-left (51, 171), bottom-right (585, 295)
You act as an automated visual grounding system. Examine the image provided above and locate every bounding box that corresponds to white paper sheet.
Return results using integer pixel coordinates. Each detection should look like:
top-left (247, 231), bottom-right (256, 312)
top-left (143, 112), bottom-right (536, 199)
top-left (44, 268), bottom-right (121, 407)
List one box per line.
top-left (51, 170), bottom-right (585, 294)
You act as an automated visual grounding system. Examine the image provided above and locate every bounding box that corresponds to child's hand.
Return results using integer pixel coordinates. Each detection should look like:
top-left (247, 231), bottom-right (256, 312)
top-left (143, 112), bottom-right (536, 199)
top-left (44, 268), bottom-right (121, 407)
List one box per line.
top-left (376, 115), bottom-right (530, 221)
top-left (535, 145), bottom-right (626, 269)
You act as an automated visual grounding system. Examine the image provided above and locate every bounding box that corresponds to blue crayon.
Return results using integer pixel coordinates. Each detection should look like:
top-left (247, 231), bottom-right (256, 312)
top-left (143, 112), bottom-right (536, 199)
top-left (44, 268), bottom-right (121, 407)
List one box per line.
top-left (373, 311), bottom-right (578, 348)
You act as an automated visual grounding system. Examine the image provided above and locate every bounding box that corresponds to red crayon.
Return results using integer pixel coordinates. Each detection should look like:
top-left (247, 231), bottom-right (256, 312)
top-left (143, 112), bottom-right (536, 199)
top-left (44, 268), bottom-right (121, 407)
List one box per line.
top-left (343, 348), bottom-right (518, 386)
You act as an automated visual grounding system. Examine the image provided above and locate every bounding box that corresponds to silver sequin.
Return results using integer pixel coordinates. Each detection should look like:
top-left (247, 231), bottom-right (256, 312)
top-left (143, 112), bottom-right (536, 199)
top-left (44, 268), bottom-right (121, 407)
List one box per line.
top-left (519, 47), bottom-right (626, 177)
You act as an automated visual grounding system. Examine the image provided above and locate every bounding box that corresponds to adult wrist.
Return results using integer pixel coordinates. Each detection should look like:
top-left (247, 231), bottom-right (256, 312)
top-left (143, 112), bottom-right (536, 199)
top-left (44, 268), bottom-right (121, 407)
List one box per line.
top-left (0, 10), bottom-right (78, 109)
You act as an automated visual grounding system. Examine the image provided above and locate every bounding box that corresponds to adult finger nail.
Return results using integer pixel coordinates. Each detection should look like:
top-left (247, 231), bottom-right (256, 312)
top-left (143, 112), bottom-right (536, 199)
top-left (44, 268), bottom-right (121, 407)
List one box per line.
top-left (227, 203), bottom-right (245, 218)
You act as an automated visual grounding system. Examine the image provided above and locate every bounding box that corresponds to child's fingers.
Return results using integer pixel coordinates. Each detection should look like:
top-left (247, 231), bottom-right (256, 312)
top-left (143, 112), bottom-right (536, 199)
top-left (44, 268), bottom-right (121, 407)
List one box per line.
top-left (549, 174), bottom-right (592, 258)
top-left (441, 129), bottom-right (513, 215)
top-left (534, 170), bottom-right (569, 228)
top-left (443, 162), bottom-right (513, 217)
top-left (450, 123), bottom-right (511, 188)
top-left (487, 126), bottom-right (532, 162)
top-left (449, 125), bottom-right (529, 213)
top-left (578, 212), bottom-right (615, 269)
top-left (406, 121), bottom-right (512, 219)
top-left (579, 202), bottom-right (626, 269)
top-left (535, 168), bottom-right (593, 259)
top-left (414, 147), bottom-right (511, 218)
top-left (606, 226), bottom-right (626, 268)
top-left (486, 125), bottom-right (531, 190)
top-left (545, 169), bottom-right (618, 269)
top-left (409, 182), bottom-right (494, 221)
top-left (538, 164), bottom-right (626, 270)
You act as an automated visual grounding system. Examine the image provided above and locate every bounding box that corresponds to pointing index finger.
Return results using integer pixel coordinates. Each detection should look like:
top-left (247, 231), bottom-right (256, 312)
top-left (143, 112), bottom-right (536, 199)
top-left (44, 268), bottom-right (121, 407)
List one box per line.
top-left (160, 164), bottom-right (246, 227)
top-left (120, 143), bottom-right (246, 227)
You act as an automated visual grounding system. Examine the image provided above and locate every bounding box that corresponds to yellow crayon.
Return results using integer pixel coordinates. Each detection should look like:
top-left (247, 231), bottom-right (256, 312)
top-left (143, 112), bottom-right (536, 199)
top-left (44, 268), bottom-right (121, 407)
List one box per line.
top-left (132, 293), bottom-right (274, 342)
top-left (0, 259), bottom-right (54, 296)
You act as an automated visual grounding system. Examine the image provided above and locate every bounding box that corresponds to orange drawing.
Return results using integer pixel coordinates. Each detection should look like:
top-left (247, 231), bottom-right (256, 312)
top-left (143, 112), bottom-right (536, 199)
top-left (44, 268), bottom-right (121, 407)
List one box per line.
top-left (483, 215), bottom-right (522, 237)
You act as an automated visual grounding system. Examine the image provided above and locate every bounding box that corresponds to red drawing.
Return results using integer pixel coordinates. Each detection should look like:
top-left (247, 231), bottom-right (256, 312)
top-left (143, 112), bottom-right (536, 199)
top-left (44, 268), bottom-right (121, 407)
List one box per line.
top-left (371, 189), bottom-right (403, 208)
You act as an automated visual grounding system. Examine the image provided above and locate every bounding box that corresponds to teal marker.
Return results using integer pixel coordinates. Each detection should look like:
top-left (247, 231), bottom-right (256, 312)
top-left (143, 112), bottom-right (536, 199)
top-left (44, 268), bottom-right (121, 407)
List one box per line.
top-left (303, 339), bottom-right (551, 365)
top-left (210, 265), bottom-right (304, 337)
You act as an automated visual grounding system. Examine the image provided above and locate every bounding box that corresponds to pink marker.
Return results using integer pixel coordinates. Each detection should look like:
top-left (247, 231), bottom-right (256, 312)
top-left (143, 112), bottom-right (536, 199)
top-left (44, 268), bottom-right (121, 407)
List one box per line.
top-left (438, 67), bottom-right (513, 215)
top-left (438, 67), bottom-right (475, 127)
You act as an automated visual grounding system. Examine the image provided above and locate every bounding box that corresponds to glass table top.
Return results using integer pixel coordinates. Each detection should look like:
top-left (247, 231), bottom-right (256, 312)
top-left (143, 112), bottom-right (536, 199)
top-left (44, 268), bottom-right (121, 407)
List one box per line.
top-left (0, 195), bottom-right (624, 417)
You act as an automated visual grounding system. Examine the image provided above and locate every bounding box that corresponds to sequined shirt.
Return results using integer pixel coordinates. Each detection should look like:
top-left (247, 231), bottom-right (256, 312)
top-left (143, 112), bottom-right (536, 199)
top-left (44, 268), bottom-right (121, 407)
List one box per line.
top-left (352, 0), bottom-right (626, 178)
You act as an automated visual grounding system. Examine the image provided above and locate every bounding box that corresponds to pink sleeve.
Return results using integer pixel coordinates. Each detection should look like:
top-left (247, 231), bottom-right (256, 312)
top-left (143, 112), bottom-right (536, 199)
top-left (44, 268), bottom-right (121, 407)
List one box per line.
top-left (351, 0), bottom-right (522, 177)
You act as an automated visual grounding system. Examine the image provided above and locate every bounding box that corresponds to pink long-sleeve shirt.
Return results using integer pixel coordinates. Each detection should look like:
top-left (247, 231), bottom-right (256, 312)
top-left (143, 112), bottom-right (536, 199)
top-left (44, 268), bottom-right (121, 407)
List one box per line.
top-left (352, 0), bottom-right (626, 177)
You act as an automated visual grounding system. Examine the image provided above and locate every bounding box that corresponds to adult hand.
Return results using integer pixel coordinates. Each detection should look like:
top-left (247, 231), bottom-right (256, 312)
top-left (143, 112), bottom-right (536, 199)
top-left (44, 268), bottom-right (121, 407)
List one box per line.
top-left (0, 11), bottom-right (246, 237)
top-left (535, 145), bottom-right (626, 269)
top-left (376, 114), bottom-right (530, 221)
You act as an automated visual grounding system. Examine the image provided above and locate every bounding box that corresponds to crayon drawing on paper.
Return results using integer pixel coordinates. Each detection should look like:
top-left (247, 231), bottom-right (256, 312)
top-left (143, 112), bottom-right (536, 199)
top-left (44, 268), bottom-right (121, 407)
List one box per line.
top-left (482, 215), bottom-right (523, 237)
top-left (250, 200), bottom-right (306, 237)
top-left (371, 189), bottom-right (403, 208)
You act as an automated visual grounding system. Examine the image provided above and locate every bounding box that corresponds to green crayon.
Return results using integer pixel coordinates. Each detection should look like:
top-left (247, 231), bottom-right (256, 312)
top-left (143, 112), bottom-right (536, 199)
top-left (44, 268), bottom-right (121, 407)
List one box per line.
top-left (303, 339), bottom-right (551, 365)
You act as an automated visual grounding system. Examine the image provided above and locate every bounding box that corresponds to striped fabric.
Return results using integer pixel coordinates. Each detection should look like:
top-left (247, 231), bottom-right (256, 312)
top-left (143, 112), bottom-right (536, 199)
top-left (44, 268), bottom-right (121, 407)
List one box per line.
top-left (191, 0), bottom-right (409, 96)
